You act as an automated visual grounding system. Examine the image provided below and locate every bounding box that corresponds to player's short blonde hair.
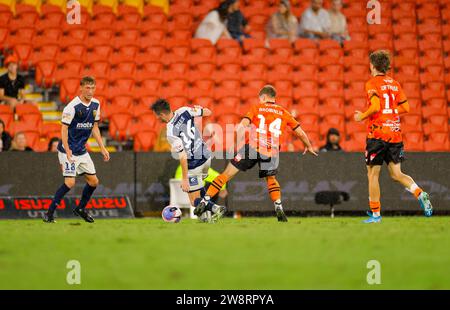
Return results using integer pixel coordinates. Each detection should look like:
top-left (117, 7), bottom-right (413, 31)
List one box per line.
top-left (369, 50), bottom-right (391, 74)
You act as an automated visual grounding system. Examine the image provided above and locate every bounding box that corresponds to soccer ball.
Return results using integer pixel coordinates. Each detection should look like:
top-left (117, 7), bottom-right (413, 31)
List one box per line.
top-left (162, 206), bottom-right (182, 223)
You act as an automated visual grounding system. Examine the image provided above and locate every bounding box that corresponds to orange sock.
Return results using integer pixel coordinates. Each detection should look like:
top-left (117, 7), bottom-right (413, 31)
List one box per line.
top-left (410, 183), bottom-right (423, 199)
top-left (266, 176), bottom-right (281, 202)
top-left (369, 201), bottom-right (381, 213)
top-left (206, 174), bottom-right (228, 198)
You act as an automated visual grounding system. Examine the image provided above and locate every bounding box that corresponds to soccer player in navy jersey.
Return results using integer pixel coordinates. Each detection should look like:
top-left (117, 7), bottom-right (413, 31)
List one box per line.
top-left (43, 76), bottom-right (110, 223)
top-left (151, 99), bottom-right (226, 223)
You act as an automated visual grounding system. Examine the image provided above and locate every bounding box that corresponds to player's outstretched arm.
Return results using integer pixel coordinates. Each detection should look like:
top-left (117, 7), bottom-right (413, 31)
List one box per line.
top-left (193, 105), bottom-right (212, 117)
top-left (92, 122), bottom-right (110, 162)
top-left (61, 124), bottom-right (73, 163)
top-left (354, 95), bottom-right (381, 122)
top-left (294, 126), bottom-right (318, 156)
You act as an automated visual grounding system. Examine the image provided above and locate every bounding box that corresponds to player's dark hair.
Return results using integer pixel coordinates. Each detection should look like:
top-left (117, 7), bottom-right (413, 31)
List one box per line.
top-left (80, 76), bottom-right (96, 86)
top-left (259, 85), bottom-right (277, 98)
top-left (151, 98), bottom-right (171, 114)
top-left (369, 50), bottom-right (391, 74)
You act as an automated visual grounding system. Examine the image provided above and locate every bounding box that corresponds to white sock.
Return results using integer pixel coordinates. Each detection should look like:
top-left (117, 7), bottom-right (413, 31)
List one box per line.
top-left (274, 199), bottom-right (282, 209)
top-left (373, 211), bottom-right (381, 217)
top-left (407, 183), bottom-right (419, 193)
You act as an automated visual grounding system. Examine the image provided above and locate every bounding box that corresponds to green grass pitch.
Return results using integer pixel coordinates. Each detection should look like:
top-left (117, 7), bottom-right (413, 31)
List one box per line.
top-left (0, 217), bottom-right (449, 290)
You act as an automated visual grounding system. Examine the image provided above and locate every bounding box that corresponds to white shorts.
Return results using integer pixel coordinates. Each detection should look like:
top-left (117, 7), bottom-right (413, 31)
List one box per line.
top-left (58, 151), bottom-right (96, 177)
top-left (187, 157), bottom-right (211, 192)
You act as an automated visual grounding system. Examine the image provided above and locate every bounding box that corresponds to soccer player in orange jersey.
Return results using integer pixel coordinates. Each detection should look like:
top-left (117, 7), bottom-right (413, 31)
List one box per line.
top-left (195, 85), bottom-right (317, 222)
top-left (354, 50), bottom-right (433, 223)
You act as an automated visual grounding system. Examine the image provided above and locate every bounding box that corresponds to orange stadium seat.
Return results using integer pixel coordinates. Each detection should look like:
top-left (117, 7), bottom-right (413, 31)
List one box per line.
top-left (345, 97), bottom-right (367, 119)
top-left (109, 112), bottom-right (133, 141)
top-left (13, 44), bottom-right (33, 70)
top-left (189, 79), bottom-right (215, 100)
top-left (320, 81), bottom-right (344, 100)
top-left (420, 65), bottom-right (444, 84)
top-left (54, 61), bottom-right (84, 83)
top-left (57, 44), bottom-right (87, 65)
top-left (293, 81), bottom-right (319, 100)
top-left (59, 78), bottom-right (80, 103)
top-left (395, 48), bottom-right (419, 66)
top-left (395, 65), bottom-right (420, 83)
top-left (134, 130), bottom-right (157, 151)
top-left (297, 114), bottom-right (319, 133)
top-left (84, 61), bottom-right (111, 80)
top-left (424, 132), bottom-right (450, 152)
top-left (320, 97), bottom-right (345, 117)
top-left (393, 17), bottom-right (417, 35)
top-left (422, 98), bottom-right (447, 118)
top-left (268, 39), bottom-right (293, 57)
top-left (41, 123), bottom-right (62, 139)
top-left (422, 115), bottom-right (449, 135)
top-left (419, 48), bottom-right (444, 67)
top-left (344, 131), bottom-right (366, 152)
top-left (422, 82), bottom-right (446, 101)
top-left (110, 62), bottom-right (137, 80)
top-left (402, 82), bottom-right (422, 99)
top-left (108, 78), bottom-right (136, 98)
top-left (318, 64), bottom-right (343, 84)
top-left (320, 114), bottom-right (345, 136)
top-left (292, 64), bottom-right (317, 84)
top-left (401, 114), bottom-right (423, 132)
top-left (403, 132), bottom-right (424, 151)
top-left (35, 60), bottom-right (57, 88)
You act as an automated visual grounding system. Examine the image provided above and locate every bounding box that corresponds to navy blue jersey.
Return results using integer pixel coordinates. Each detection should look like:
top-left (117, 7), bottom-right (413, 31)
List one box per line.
top-left (166, 107), bottom-right (211, 170)
top-left (57, 96), bottom-right (101, 156)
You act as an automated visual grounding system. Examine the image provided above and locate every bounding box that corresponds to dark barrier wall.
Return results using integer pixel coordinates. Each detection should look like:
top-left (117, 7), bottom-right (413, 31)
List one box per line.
top-left (1, 152), bottom-right (449, 213)
top-left (0, 151), bottom-right (135, 208)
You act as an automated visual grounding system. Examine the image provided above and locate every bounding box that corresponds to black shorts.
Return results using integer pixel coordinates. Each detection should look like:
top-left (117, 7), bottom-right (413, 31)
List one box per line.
top-left (365, 138), bottom-right (405, 166)
top-left (230, 144), bottom-right (279, 178)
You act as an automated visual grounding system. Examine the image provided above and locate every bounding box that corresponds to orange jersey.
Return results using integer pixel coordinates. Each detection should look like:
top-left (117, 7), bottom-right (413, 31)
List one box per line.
top-left (365, 75), bottom-right (408, 143)
top-left (244, 102), bottom-right (300, 156)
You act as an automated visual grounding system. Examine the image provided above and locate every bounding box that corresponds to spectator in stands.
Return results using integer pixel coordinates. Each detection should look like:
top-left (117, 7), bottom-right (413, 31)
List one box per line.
top-left (47, 137), bottom-right (59, 152)
top-left (298, 0), bottom-right (331, 40)
top-left (226, 0), bottom-right (251, 43)
top-left (266, 0), bottom-right (298, 43)
top-left (0, 55), bottom-right (25, 110)
top-left (328, 0), bottom-right (350, 44)
top-left (153, 127), bottom-right (172, 152)
top-left (194, 1), bottom-right (232, 44)
top-left (319, 128), bottom-right (344, 152)
top-left (10, 132), bottom-right (33, 152)
top-left (0, 119), bottom-right (12, 152)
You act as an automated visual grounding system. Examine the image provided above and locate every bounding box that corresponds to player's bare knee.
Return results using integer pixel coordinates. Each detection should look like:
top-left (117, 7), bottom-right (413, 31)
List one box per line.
top-left (389, 171), bottom-right (402, 183)
top-left (64, 177), bottom-right (76, 188)
top-left (87, 176), bottom-right (99, 187)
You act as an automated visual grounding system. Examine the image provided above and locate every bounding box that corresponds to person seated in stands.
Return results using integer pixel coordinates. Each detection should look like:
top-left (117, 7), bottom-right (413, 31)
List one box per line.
top-left (298, 0), bottom-right (331, 40)
top-left (226, 0), bottom-right (251, 43)
top-left (328, 0), bottom-right (350, 44)
top-left (194, 1), bottom-right (232, 44)
top-left (153, 127), bottom-right (172, 152)
top-left (266, 0), bottom-right (298, 43)
top-left (320, 128), bottom-right (344, 152)
top-left (10, 132), bottom-right (33, 152)
top-left (0, 119), bottom-right (12, 152)
top-left (48, 137), bottom-right (60, 152)
top-left (0, 55), bottom-right (25, 110)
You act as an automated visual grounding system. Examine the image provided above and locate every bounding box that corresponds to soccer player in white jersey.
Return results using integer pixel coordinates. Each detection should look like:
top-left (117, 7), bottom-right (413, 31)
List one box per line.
top-left (43, 76), bottom-right (110, 223)
top-left (151, 99), bottom-right (226, 223)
